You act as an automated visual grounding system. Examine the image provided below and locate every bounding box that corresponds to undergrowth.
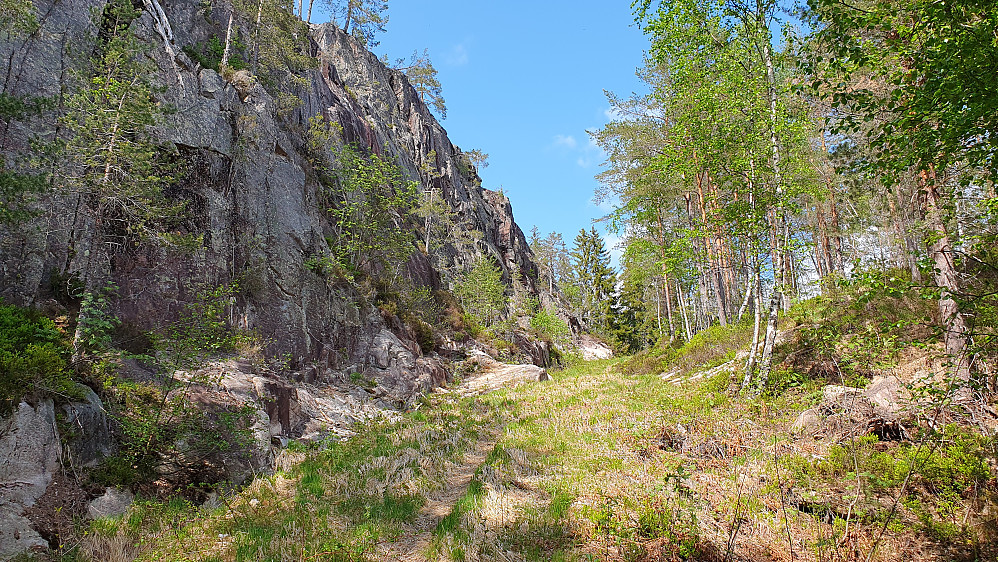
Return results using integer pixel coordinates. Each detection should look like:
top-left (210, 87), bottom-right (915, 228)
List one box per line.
top-left (79, 391), bottom-right (513, 562)
top-left (0, 302), bottom-right (81, 414)
top-left (622, 319), bottom-right (755, 378)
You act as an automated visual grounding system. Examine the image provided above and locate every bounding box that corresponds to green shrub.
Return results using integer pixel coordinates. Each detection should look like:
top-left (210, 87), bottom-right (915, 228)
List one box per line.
top-left (455, 258), bottom-right (508, 331)
top-left (182, 35), bottom-right (248, 71)
top-left (623, 320), bottom-right (753, 377)
top-left (0, 303), bottom-right (79, 413)
top-left (530, 308), bottom-right (571, 347)
top-left (790, 268), bottom-right (937, 375)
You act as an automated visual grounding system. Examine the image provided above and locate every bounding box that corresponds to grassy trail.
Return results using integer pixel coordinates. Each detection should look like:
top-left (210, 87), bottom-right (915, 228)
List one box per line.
top-left (79, 336), bottom-right (997, 562)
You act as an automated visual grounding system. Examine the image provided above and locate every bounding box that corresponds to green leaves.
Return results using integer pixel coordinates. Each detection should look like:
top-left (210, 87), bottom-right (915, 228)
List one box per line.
top-left (455, 257), bottom-right (508, 331)
top-left (808, 0), bottom-right (998, 180)
top-left (310, 134), bottom-right (419, 280)
top-left (0, 303), bottom-right (78, 414)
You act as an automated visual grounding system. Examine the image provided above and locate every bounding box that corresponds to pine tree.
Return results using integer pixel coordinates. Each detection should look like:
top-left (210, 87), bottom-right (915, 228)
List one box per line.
top-left (61, 0), bottom-right (180, 290)
top-left (327, 0), bottom-right (387, 47)
top-left (396, 49), bottom-right (446, 119)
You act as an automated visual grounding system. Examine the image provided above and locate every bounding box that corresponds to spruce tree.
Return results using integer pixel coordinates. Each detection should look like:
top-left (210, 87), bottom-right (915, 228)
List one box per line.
top-left (568, 228), bottom-right (616, 332)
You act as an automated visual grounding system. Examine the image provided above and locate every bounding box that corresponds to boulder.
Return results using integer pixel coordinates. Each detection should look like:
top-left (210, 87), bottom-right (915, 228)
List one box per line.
top-left (0, 401), bottom-right (60, 508)
top-left (0, 400), bottom-right (61, 558)
top-left (792, 376), bottom-right (909, 441)
top-left (87, 488), bottom-right (134, 519)
top-left (578, 335), bottom-right (613, 361)
top-left (0, 508), bottom-right (47, 558)
top-left (61, 385), bottom-right (115, 468)
top-left (459, 361), bottom-right (549, 396)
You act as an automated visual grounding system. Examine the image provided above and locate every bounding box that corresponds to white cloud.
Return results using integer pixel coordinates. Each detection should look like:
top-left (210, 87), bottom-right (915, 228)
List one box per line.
top-left (445, 44), bottom-right (469, 66)
top-left (551, 134), bottom-right (605, 168)
top-left (603, 232), bottom-right (625, 268)
top-left (553, 134), bottom-right (578, 149)
top-left (594, 195), bottom-right (617, 213)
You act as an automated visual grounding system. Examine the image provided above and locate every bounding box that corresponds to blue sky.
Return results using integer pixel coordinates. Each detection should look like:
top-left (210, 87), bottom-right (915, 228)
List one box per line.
top-left (366, 1), bottom-right (651, 264)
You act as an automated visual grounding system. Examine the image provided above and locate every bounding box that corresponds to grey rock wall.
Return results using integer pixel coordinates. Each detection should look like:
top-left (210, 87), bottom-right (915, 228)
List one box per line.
top-left (0, 0), bottom-right (550, 376)
top-left (0, 401), bottom-right (61, 558)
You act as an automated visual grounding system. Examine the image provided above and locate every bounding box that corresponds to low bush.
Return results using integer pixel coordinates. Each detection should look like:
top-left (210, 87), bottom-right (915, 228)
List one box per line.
top-left (622, 319), bottom-right (754, 377)
top-left (0, 302), bottom-right (79, 414)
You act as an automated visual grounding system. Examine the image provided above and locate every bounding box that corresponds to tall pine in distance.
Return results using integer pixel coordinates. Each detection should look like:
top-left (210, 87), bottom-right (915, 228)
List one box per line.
top-left (567, 228), bottom-right (616, 334)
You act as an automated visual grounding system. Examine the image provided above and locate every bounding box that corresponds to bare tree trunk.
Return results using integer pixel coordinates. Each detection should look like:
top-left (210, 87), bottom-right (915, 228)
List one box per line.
top-left (828, 178), bottom-right (844, 275)
top-left (677, 284), bottom-right (693, 342)
top-left (423, 189), bottom-right (434, 253)
top-left (221, 12), bottom-right (234, 69)
top-left (743, 258), bottom-right (762, 389)
top-left (664, 270), bottom-right (676, 341)
top-left (253, 0), bottom-right (263, 73)
top-left (343, 0), bottom-right (354, 33)
top-left (655, 278), bottom-right (663, 339)
top-left (306, 0), bottom-right (314, 23)
top-left (922, 166), bottom-right (972, 402)
top-left (736, 272), bottom-right (752, 322)
top-left (756, 4), bottom-right (784, 388)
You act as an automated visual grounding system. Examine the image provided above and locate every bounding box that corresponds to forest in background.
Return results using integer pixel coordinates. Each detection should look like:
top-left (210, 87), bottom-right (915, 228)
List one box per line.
top-left (532, 0), bottom-right (997, 402)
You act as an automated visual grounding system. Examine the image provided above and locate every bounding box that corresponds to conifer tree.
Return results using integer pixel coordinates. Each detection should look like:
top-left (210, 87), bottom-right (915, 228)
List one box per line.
top-left (567, 228), bottom-right (616, 332)
top-left (61, 0), bottom-right (179, 290)
top-left (396, 49), bottom-right (446, 119)
top-left (327, 0), bottom-right (387, 47)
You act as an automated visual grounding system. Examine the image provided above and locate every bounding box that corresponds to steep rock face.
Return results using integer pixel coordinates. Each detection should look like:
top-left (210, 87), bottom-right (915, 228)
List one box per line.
top-left (0, 401), bottom-right (61, 557)
top-left (0, 0), bottom-right (548, 377)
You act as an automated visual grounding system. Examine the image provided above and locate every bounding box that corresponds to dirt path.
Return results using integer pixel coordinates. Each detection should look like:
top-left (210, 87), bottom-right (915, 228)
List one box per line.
top-left (372, 360), bottom-right (541, 561)
top-left (374, 440), bottom-right (494, 561)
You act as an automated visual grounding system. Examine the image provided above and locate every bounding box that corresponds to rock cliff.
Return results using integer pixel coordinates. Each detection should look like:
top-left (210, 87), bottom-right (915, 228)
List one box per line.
top-left (0, 1), bottom-right (563, 555)
top-left (1, 0), bottom-right (548, 376)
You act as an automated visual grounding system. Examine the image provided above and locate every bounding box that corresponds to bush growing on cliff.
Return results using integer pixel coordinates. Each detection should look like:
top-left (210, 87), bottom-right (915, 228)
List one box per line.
top-left (0, 303), bottom-right (79, 414)
top-left (92, 284), bottom-right (258, 493)
top-left (455, 257), bottom-right (508, 335)
top-left (325, 144), bottom-right (419, 279)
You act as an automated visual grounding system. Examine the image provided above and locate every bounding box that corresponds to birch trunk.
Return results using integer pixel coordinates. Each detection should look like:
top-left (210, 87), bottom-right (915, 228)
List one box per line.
top-left (922, 167), bottom-right (972, 402)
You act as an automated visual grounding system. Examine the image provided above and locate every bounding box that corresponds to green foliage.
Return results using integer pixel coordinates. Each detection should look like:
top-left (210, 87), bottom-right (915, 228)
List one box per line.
top-left (623, 319), bottom-right (754, 378)
top-left (529, 308), bottom-right (571, 347)
top-left (304, 253), bottom-right (351, 280)
top-left (396, 48), bottom-right (446, 119)
top-left (61, 0), bottom-right (185, 288)
top-left (0, 0), bottom-right (38, 34)
top-left (807, 0), bottom-right (998, 181)
top-left (790, 268), bottom-right (937, 379)
top-left (328, 0), bottom-right (388, 47)
top-left (240, 0), bottom-right (317, 93)
top-left (77, 283), bottom-right (121, 355)
top-left (313, 137), bottom-right (419, 280)
top-left (413, 182), bottom-right (479, 283)
top-left (789, 427), bottom-right (996, 538)
top-left (0, 90), bottom-right (53, 225)
top-left (94, 284), bottom-right (257, 491)
top-left (566, 227), bottom-right (616, 332)
top-left (183, 35), bottom-right (248, 71)
top-left (0, 303), bottom-right (79, 414)
top-left (455, 257), bottom-right (508, 332)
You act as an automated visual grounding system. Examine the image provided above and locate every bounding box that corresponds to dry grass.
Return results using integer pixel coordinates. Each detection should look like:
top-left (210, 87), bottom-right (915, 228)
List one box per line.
top-left (431, 347), bottom-right (997, 561)
top-left (71, 309), bottom-right (997, 562)
top-left (74, 391), bottom-right (513, 562)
